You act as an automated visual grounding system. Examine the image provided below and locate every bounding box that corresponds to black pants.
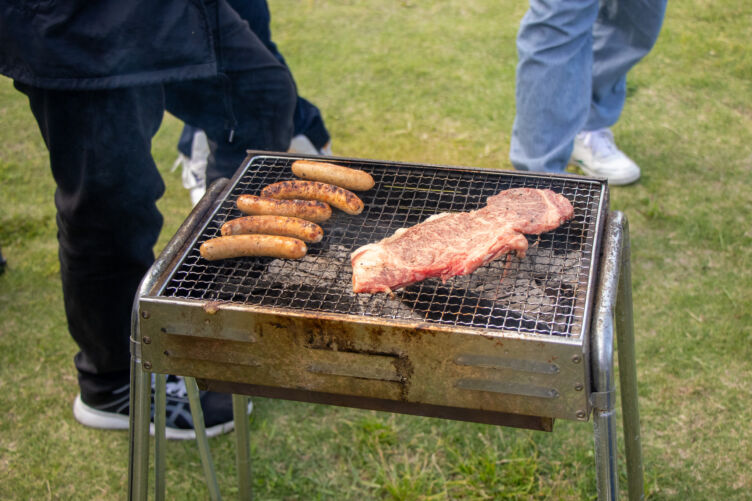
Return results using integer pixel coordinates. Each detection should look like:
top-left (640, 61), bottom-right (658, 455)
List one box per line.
top-left (15, 26), bottom-right (295, 404)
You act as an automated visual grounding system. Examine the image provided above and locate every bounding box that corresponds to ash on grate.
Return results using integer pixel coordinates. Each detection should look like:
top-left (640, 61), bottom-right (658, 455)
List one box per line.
top-left (264, 244), bottom-right (351, 286)
top-left (261, 244), bottom-right (424, 320)
top-left (385, 244), bottom-right (584, 335)
top-left (463, 247), bottom-right (580, 324)
top-left (202, 238), bottom-right (584, 336)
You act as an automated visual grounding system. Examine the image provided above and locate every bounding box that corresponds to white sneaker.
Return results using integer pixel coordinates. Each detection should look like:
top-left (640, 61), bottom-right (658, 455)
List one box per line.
top-left (171, 130), bottom-right (210, 207)
top-left (288, 134), bottom-right (332, 156)
top-left (570, 128), bottom-right (641, 186)
top-left (173, 130), bottom-right (333, 207)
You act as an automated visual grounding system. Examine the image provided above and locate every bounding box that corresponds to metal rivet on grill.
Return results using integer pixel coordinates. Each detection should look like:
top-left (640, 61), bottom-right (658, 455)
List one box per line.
top-left (143, 361), bottom-right (152, 370)
top-left (572, 354), bottom-right (582, 364)
top-left (576, 410), bottom-right (587, 419)
top-left (574, 383), bottom-right (584, 391)
top-left (142, 336), bottom-right (151, 345)
top-left (141, 310), bottom-right (150, 319)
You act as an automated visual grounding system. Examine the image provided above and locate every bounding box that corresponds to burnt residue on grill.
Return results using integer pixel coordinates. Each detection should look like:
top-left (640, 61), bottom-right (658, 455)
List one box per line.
top-left (298, 319), bottom-right (415, 400)
top-left (395, 243), bottom-right (581, 336)
top-left (160, 156), bottom-right (602, 339)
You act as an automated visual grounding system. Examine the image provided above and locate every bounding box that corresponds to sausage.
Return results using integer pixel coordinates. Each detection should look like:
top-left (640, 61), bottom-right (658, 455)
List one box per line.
top-left (260, 180), bottom-right (364, 216)
top-left (199, 234), bottom-right (307, 260)
top-left (291, 159), bottom-right (375, 191)
top-left (236, 194), bottom-right (331, 223)
top-left (220, 215), bottom-right (323, 243)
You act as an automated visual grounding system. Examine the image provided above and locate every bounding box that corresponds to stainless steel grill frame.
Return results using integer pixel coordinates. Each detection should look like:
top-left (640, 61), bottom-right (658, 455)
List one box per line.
top-left (127, 153), bottom-right (643, 501)
top-left (160, 154), bottom-right (607, 339)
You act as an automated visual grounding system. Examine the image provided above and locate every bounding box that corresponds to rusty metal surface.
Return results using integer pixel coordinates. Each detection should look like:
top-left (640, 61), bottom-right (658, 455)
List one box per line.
top-left (140, 297), bottom-right (590, 421)
top-left (197, 380), bottom-right (555, 431)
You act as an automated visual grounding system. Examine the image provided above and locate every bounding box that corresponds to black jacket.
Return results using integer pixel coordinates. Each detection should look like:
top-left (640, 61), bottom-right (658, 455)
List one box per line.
top-left (0, 0), bottom-right (218, 89)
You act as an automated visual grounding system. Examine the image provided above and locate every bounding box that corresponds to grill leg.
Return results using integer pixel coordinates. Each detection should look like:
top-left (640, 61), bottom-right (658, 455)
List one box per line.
top-left (154, 373), bottom-right (167, 501)
top-left (592, 381), bottom-right (619, 501)
top-left (233, 395), bottom-right (253, 500)
top-left (185, 376), bottom-right (223, 501)
top-left (591, 211), bottom-right (624, 501)
top-left (126, 179), bottom-right (232, 500)
top-left (615, 221), bottom-right (645, 501)
top-left (127, 357), bottom-right (151, 501)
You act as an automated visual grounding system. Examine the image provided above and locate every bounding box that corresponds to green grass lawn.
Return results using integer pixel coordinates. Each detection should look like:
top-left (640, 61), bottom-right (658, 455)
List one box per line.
top-left (1, 1), bottom-right (751, 499)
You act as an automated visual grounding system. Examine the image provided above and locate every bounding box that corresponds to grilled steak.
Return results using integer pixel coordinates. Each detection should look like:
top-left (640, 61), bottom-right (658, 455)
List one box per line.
top-left (351, 188), bottom-right (574, 293)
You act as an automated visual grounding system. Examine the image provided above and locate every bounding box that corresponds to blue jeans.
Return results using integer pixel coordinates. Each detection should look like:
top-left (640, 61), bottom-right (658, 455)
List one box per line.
top-left (510, 0), bottom-right (667, 173)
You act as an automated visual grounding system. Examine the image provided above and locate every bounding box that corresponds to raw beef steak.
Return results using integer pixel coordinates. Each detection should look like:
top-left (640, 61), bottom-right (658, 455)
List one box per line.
top-left (351, 188), bottom-right (574, 293)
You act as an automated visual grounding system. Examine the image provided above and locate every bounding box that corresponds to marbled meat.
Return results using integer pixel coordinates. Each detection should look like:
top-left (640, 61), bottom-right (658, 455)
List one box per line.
top-left (350, 188), bottom-right (574, 293)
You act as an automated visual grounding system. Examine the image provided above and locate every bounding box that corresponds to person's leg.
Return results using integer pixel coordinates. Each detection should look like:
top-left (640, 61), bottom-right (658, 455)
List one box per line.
top-left (584, 0), bottom-right (668, 131)
top-left (16, 82), bottom-right (248, 437)
top-left (291, 97), bottom-right (331, 153)
top-left (177, 124), bottom-right (199, 158)
top-left (14, 82), bottom-right (165, 403)
top-left (229, 0), bottom-right (331, 151)
top-left (509, 0), bottom-right (600, 173)
top-left (165, 0), bottom-right (295, 185)
top-left (569, 0), bottom-right (667, 185)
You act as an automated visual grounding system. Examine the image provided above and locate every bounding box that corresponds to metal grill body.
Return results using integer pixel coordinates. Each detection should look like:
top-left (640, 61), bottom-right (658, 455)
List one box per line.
top-left (138, 153), bottom-right (608, 426)
top-left (129, 153), bottom-right (644, 501)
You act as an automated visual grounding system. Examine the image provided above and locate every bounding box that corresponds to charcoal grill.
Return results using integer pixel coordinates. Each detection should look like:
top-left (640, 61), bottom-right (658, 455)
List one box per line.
top-left (128, 153), bottom-right (643, 500)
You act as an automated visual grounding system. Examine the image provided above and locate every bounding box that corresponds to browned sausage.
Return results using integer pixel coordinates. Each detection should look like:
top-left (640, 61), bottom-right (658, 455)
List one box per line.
top-left (236, 194), bottom-right (331, 223)
top-left (291, 160), bottom-right (375, 191)
top-left (220, 215), bottom-right (323, 243)
top-left (199, 234), bottom-right (307, 260)
top-left (260, 180), bottom-right (364, 216)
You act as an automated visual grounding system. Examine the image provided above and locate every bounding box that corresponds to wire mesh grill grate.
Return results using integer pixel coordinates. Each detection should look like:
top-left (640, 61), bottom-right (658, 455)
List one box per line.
top-left (159, 155), bottom-right (605, 338)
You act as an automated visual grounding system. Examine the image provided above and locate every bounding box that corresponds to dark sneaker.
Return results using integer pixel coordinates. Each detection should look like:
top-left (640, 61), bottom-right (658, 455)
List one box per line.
top-left (73, 375), bottom-right (252, 440)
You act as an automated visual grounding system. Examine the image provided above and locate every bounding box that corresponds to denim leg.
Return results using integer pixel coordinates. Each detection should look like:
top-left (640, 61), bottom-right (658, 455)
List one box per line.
top-left (14, 83), bottom-right (166, 402)
top-left (585, 0), bottom-right (668, 130)
top-left (510, 0), bottom-right (600, 173)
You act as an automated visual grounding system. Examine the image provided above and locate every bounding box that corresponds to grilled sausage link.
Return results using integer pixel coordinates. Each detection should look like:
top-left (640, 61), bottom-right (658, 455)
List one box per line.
top-left (260, 180), bottom-right (364, 216)
top-left (291, 160), bottom-right (375, 191)
top-left (236, 194), bottom-right (331, 223)
top-left (220, 215), bottom-right (323, 243)
top-left (199, 234), bottom-right (307, 260)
